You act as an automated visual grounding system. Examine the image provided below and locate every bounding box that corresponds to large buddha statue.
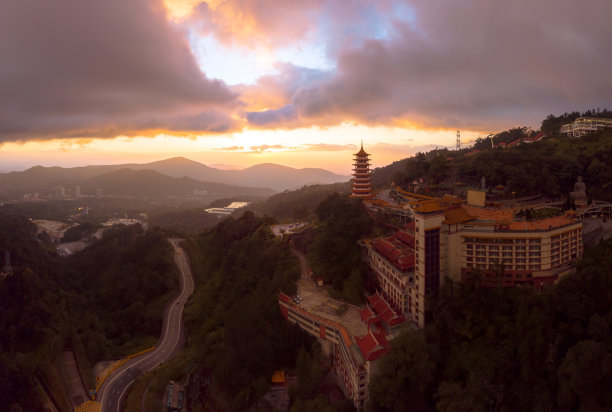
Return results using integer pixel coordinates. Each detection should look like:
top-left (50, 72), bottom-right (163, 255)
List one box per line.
top-left (570, 176), bottom-right (587, 208)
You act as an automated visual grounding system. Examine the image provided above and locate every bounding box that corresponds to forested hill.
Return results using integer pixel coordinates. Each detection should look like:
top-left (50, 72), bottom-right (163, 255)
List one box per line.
top-left (369, 237), bottom-right (612, 411)
top-left (373, 111), bottom-right (612, 201)
top-left (0, 213), bottom-right (177, 410)
top-left (178, 212), bottom-right (330, 411)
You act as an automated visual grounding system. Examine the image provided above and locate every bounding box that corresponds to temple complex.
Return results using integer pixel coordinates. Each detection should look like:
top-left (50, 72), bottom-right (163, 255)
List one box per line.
top-left (352, 143), bottom-right (372, 199)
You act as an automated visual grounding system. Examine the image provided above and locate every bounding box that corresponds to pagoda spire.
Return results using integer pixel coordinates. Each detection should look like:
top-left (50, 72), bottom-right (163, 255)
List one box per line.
top-left (352, 142), bottom-right (372, 198)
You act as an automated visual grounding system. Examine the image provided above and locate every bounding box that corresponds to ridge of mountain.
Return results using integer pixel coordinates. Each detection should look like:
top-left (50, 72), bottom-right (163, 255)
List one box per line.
top-left (78, 168), bottom-right (275, 198)
top-left (0, 157), bottom-right (348, 194)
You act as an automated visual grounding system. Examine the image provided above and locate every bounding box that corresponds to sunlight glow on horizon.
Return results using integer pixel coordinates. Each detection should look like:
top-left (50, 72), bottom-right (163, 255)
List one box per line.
top-left (0, 125), bottom-right (480, 174)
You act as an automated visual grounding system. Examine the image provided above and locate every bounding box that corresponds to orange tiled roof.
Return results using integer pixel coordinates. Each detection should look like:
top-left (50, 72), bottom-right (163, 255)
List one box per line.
top-left (506, 215), bottom-right (575, 230)
top-left (413, 199), bottom-right (447, 213)
top-left (443, 208), bottom-right (476, 225)
top-left (462, 205), bottom-right (577, 230)
top-left (463, 205), bottom-right (515, 221)
top-left (440, 194), bottom-right (462, 205)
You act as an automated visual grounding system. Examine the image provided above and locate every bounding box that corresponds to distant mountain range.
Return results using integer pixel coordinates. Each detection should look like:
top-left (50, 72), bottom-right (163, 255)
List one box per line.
top-left (0, 157), bottom-right (348, 200)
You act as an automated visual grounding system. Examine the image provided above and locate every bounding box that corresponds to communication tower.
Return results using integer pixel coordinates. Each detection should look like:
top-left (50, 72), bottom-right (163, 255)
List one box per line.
top-left (456, 130), bottom-right (461, 150)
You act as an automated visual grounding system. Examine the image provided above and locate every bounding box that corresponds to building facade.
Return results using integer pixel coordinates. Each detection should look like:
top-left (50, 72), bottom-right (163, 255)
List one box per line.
top-left (364, 196), bottom-right (583, 328)
top-left (362, 229), bottom-right (416, 320)
top-left (560, 117), bottom-right (612, 137)
top-left (278, 292), bottom-right (402, 410)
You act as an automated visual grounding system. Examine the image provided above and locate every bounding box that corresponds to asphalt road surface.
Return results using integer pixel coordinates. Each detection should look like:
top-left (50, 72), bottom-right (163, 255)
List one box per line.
top-left (98, 238), bottom-right (195, 412)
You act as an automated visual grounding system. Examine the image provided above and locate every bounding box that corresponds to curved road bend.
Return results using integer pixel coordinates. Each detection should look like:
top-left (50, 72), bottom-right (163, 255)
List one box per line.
top-left (98, 238), bottom-right (195, 412)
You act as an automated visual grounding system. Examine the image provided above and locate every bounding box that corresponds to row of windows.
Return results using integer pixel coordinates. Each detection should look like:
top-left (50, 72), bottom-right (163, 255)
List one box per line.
top-left (468, 250), bottom-right (541, 257)
top-left (467, 243), bottom-right (541, 251)
top-left (469, 263), bottom-right (542, 271)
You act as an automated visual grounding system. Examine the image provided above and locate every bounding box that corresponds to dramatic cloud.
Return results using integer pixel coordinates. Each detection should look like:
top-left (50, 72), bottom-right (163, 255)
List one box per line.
top-left (190, 0), bottom-right (321, 48)
top-left (0, 0), bottom-right (238, 142)
top-left (3, 0), bottom-right (611, 144)
top-left (244, 0), bottom-right (612, 131)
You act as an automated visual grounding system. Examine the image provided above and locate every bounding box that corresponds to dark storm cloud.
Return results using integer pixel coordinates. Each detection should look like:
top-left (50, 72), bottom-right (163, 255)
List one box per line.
top-left (246, 0), bottom-right (612, 131)
top-left (0, 0), bottom-right (238, 142)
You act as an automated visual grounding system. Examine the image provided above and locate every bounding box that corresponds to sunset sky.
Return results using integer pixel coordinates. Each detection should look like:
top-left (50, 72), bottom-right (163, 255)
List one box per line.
top-left (1, 0), bottom-right (611, 174)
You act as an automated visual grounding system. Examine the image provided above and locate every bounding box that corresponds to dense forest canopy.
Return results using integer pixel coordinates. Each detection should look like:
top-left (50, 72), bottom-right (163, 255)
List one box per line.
top-left (0, 213), bottom-right (176, 410)
top-left (385, 112), bottom-right (612, 201)
top-left (180, 212), bottom-right (327, 411)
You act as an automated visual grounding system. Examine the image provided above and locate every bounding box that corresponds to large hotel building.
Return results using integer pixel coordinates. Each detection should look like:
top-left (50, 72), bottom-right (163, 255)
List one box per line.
top-left (364, 191), bottom-right (583, 327)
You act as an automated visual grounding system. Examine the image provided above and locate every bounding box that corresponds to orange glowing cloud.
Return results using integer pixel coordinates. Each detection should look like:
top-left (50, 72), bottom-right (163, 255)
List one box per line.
top-left (189, 0), bottom-right (322, 48)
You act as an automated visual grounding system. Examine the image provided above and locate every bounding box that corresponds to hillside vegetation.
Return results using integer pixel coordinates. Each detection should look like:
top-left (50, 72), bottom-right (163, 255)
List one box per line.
top-left (248, 182), bottom-right (351, 221)
top-left (383, 110), bottom-right (612, 201)
top-left (0, 214), bottom-right (177, 410)
top-left (177, 212), bottom-right (322, 411)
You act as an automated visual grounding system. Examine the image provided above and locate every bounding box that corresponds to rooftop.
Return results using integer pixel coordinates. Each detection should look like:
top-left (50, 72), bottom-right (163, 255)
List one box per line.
top-left (505, 214), bottom-right (576, 231)
top-left (443, 207), bottom-right (477, 225)
top-left (295, 279), bottom-right (368, 341)
top-left (412, 199), bottom-right (447, 214)
top-left (367, 231), bottom-right (415, 272)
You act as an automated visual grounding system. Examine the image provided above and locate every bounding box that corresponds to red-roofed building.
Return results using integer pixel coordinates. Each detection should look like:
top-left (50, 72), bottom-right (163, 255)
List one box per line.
top-left (363, 232), bottom-right (416, 320)
top-left (278, 290), bottom-right (403, 410)
top-left (359, 306), bottom-right (376, 323)
top-left (355, 332), bottom-right (390, 362)
top-left (367, 292), bottom-right (406, 327)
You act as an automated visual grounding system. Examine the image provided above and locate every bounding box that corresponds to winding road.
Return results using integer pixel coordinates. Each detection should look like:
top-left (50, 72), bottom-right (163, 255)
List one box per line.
top-left (97, 238), bottom-right (195, 412)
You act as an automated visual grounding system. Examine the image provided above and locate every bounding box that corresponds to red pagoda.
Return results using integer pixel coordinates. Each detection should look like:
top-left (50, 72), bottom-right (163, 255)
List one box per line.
top-left (352, 142), bottom-right (372, 198)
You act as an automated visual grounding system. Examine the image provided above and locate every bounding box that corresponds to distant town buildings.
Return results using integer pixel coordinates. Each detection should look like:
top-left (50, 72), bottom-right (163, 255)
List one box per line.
top-left (205, 201), bottom-right (250, 217)
top-left (56, 186), bottom-right (66, 199)
top-left (351, 143), bottom-right (372, 199)
top-left (560, 117), bottom-right (612, 137)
